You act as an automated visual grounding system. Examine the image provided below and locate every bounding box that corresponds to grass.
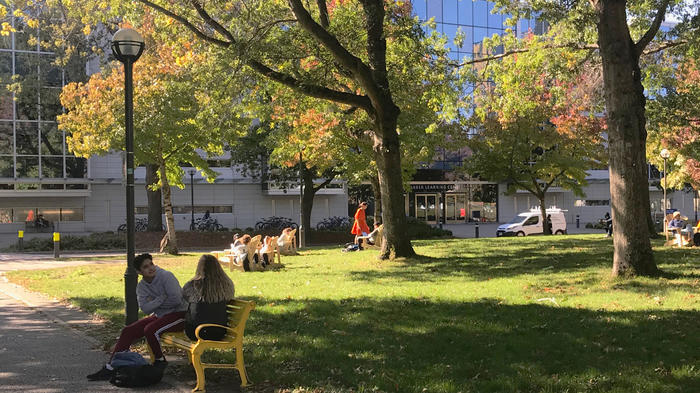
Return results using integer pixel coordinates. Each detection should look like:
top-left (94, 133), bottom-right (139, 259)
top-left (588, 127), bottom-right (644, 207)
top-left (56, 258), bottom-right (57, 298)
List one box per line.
top-left (5, 234), bottom-right (700, 393)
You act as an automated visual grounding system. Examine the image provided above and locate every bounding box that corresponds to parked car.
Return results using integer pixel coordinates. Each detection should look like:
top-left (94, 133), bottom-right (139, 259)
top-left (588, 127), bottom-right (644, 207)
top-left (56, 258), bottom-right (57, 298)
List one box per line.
top-left (497, 208), bottom-right (567, 237)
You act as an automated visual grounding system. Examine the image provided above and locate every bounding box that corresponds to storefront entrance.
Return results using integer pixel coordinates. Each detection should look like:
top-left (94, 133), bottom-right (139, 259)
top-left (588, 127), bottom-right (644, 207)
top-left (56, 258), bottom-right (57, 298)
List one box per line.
top-left (415, 194), bottom-right (438, 224)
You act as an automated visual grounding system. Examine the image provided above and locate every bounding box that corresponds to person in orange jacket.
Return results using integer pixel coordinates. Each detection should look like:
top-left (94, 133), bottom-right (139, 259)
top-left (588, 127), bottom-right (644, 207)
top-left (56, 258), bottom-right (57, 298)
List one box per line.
top-left (351, 202), bottom-right (371, 248)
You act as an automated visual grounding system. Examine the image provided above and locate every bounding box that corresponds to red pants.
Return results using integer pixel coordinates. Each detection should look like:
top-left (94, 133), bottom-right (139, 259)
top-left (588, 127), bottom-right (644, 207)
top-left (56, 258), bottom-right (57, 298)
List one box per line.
top-left (111, 311), bottom-right (185, 360)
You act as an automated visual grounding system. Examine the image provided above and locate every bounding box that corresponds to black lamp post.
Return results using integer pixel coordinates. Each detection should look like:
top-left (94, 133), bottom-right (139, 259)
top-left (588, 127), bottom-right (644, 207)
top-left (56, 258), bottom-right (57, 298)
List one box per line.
top-left (298, 147), bottom-right (305, 249)
top-left (112, 27), bottom-right (145, 326)
top-left (660, 148), bottom-right (670, 242)
top-left (189, 169), bottom-right (196, 231)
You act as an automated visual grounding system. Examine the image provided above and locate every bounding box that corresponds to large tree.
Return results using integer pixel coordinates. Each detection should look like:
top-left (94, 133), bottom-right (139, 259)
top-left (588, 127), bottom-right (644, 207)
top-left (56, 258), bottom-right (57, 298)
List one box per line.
top-left (59, 24), bottom-right (240, 253)
top-left (466, 33), bottom-right (606, 234)
top-left (492, 0), bottom-right (700, 276)
top-left (67, 0), bottom-right (465, 259)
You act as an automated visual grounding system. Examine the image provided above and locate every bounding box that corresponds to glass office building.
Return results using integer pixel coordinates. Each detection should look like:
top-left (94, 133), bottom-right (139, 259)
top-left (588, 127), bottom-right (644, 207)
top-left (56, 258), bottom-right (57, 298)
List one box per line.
top-left (405, 0), bottom-right (535, 223)
top-left (0, 10), bottom-right (88, 227)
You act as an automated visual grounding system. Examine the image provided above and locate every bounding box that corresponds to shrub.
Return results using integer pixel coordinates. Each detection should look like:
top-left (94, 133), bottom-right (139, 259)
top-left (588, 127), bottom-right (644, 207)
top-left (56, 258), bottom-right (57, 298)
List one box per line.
top-left (403, 217), bottom-right (453, 239)
top-left (316, 216), bottom-right (353, 231)
top-left (254, 217), bottom-right (298, 231)
top-left (3, 232), bottom-right (126, 252)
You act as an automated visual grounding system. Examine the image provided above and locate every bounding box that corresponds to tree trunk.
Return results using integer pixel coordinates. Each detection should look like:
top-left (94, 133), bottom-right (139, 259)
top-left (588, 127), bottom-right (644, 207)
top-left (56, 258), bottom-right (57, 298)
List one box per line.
top-left (158, 163), bottom-right (178, 254)
top-left (145, 164), bottom-right (163, 231)
top-left (539, 197), bottom-right (550, 235)
top-left (301, 167), bottom-right (315, 237)
top-left (373, 113), bottom-right (415, 259)
top-left (370, 174), bottom-right (382, 225)
top-left (596, 1), bottom-right (657, 276)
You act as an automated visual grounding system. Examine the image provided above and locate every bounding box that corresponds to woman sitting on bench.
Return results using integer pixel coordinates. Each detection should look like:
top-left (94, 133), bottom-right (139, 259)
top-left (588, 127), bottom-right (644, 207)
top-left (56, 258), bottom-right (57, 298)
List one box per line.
top-left (182, 254), bottom-right (236, 341)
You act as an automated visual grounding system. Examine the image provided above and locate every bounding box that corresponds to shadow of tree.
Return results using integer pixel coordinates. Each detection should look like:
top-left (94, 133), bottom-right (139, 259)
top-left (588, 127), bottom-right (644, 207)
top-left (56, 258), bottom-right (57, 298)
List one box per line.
top-left (231, 297), bottom-right (700, 392)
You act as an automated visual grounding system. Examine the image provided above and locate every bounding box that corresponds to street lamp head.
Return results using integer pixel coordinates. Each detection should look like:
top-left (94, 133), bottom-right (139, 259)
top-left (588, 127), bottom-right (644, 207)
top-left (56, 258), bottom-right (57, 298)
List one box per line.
top-left (111, 28), bottom-right (145, 63)
top-left (188, 169), bottom-right (196, 176)
top-left (660, 148), bottom-right (670, 159)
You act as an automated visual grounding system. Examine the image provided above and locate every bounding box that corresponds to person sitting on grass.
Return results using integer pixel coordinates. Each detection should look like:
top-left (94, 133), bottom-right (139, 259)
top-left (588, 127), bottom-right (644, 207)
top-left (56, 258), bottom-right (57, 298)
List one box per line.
top-left (87, 253), bottom-right (187, 381)
top-left (258, 236), bottom-right (273, 267)
top-left (668, 211), bottom-right (686, 245)
top-left (182, 254), bottom-right (236, 341)
top-left (232, 234), bottom-right (252, 269)
top-left (356, 224), bottom-right (383, 247)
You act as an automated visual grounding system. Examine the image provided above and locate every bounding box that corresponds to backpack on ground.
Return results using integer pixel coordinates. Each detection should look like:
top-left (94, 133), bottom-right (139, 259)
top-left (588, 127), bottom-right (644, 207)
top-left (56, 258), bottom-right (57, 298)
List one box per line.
top-left (109, 351), bottom-right (166, 388)
top-left (693, 232), bottom-right (700, 247)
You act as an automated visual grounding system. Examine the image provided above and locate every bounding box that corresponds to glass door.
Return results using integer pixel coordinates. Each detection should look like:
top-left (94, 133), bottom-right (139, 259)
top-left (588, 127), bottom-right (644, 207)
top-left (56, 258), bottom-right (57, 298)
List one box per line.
top-left (445, 194), bottom-right (467, 223)
top-left (415, 194), bottom-right (438, 224)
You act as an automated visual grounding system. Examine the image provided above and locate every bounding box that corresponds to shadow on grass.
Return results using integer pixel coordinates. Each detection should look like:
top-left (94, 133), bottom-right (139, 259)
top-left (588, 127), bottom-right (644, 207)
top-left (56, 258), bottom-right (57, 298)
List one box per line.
top-left (63, 293), bottom-right (700, 392)
top-left (349, 237), bottom-right (615, 282)
top-left (238, 296), bottom-right (700, 393)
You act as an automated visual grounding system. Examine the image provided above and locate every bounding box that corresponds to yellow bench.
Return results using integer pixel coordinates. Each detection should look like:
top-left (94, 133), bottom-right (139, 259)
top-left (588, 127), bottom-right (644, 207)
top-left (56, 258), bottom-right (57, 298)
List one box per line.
top-left (148, 299), bottom-right (256, 391)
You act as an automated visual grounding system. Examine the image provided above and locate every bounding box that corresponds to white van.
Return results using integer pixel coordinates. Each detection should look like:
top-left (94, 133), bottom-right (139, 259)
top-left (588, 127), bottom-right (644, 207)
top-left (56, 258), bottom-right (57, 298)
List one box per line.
top-left (497, 208), bottom-right (567, 237)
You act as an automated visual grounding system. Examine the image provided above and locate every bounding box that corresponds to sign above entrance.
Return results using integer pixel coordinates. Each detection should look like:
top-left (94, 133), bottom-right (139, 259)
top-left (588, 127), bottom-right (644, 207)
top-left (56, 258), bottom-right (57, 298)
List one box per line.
top-left (411, 183), bottom-right (456, 192)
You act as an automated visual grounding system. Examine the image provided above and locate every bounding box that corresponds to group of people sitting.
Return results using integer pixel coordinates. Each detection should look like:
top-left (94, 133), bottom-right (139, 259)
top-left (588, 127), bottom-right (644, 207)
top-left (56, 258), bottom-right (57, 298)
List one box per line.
top-left (229, 227), bottom-right (296, 271)
top-left (87, 253), bottom-right (235, 381)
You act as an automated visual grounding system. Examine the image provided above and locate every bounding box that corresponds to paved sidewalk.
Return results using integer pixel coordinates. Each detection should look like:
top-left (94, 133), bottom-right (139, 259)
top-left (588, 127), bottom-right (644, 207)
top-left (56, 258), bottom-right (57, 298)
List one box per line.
top-left (0, 276), bottom-right (189, 393)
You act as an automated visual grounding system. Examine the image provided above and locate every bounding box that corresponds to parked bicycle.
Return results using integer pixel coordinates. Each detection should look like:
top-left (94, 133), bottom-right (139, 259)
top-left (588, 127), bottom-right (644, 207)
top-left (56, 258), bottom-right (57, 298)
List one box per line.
top-left (117, 218), bottom-right (160, 232)
top-left (192, 216), bottom-right (225, 232)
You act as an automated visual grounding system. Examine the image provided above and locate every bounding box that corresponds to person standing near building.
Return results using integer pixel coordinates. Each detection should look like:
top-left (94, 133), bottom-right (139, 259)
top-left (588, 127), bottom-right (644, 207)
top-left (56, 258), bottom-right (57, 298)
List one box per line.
top-left (351, 202), bottom-right (370, 248)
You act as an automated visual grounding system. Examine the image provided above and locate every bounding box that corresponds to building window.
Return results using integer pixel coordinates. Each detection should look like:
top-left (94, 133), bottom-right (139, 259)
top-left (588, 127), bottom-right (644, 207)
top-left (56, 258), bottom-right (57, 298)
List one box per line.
top-left (575, 199), bottom-right (610, 207)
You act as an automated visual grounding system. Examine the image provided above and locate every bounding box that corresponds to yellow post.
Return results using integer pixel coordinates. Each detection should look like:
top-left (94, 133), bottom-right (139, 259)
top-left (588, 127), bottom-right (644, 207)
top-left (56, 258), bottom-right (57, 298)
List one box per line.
top-left (53, 232), bottom-right (60, 258)
top-left (18, 230), bottom-right (24, 252)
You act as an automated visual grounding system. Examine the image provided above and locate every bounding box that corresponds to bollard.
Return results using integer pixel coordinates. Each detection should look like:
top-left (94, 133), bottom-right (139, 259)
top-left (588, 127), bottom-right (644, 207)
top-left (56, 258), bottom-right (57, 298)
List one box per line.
top-left (475, 222), bottom-right (480, 238)
top-left (53, 232), bottom-right (60, 258)
top-left (18, 230), bottom-right (24, 252)
top-left (576, 215), bottom-right (580, 229)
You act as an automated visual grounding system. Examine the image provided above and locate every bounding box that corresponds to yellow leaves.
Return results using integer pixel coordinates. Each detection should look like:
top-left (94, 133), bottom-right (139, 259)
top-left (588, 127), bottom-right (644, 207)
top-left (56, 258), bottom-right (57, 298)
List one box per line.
top-left (1, 22), bottom-right (12, 37)
top-left (26, 19), bottom-right (39, 29)
top-left (82, 25), bottom-right (91, 36)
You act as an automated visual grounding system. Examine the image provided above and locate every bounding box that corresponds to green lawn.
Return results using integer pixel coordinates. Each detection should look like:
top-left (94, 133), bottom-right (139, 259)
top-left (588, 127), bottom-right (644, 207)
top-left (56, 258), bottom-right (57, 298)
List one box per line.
top-left (6, 235), bottom-right (700, 392)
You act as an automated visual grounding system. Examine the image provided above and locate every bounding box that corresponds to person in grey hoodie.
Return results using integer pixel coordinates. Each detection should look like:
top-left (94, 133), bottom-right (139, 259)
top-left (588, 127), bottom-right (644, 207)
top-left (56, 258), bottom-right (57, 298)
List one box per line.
top-left (87, 253), bottom-right (187, 381)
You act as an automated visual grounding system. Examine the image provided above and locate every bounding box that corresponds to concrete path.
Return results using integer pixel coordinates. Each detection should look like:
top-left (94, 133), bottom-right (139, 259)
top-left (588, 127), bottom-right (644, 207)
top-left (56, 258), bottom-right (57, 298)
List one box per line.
top-left (0, 277), bottom-right (189, 393)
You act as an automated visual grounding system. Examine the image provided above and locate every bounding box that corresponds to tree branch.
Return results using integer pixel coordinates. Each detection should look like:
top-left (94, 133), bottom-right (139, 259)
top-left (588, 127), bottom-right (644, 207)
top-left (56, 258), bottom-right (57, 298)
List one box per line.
top-left (316, 0), bottom-right (330, 28)
top-left (312, 175), bottom-right (336, 193)
top-left (288, 0), bottom-right (381, 106)
top-left (635, 0), bottom-right (671, 56)
top-left (137, 0), bottom-right (231, 47)
top-left (456, 43), bottom-right (599, 67)
top-left (189, 0), bottom-right (236, 43)
top-left (642, 39), bottom-right (688, 55)
top-left (247, 59), bottom-right (372, 109)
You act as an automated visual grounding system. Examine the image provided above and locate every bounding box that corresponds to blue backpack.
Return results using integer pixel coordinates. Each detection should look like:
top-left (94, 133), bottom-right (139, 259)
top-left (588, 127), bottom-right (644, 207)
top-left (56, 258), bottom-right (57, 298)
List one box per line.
top-left (109, 351), bottom-right (166, 388)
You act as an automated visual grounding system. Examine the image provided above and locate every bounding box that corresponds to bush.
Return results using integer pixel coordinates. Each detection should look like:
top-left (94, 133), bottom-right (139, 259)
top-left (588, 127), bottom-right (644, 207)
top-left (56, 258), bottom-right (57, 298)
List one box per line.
top-left (586, 221), bottom-right (607, 230)
top-left (404, 217), bottom-right (452, 239)
top-left (316, 216), bottom-right (353, 231)
top-left (4, 232), bottom-right (126, 252)
top-left (254, 216), bottom-right (298, 231)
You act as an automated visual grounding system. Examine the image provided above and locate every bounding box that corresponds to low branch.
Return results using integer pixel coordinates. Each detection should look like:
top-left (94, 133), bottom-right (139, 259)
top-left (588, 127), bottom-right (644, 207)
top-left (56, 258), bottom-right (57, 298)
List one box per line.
top-left (312, 176), bottom-right (336, 193)
top-left (456, 43), bottom-right (598, 67)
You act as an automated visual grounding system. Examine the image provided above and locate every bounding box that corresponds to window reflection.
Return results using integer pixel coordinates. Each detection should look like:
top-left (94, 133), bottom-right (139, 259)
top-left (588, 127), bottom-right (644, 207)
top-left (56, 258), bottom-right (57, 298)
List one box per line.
top-left (0, 121), bottom-right (12, 154)
top-left (16, 122), bottom-right (38, 154)
top-left (40, 122), bottom-right (63, 155)
top-left (41, 156), bottom-right (63, 178)
top-left (16, 156), bottom-right (39, 177)
top-left (0, 155), bottom-right (12, 177)
top-left (65, 157), bottom-right (87, 178)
